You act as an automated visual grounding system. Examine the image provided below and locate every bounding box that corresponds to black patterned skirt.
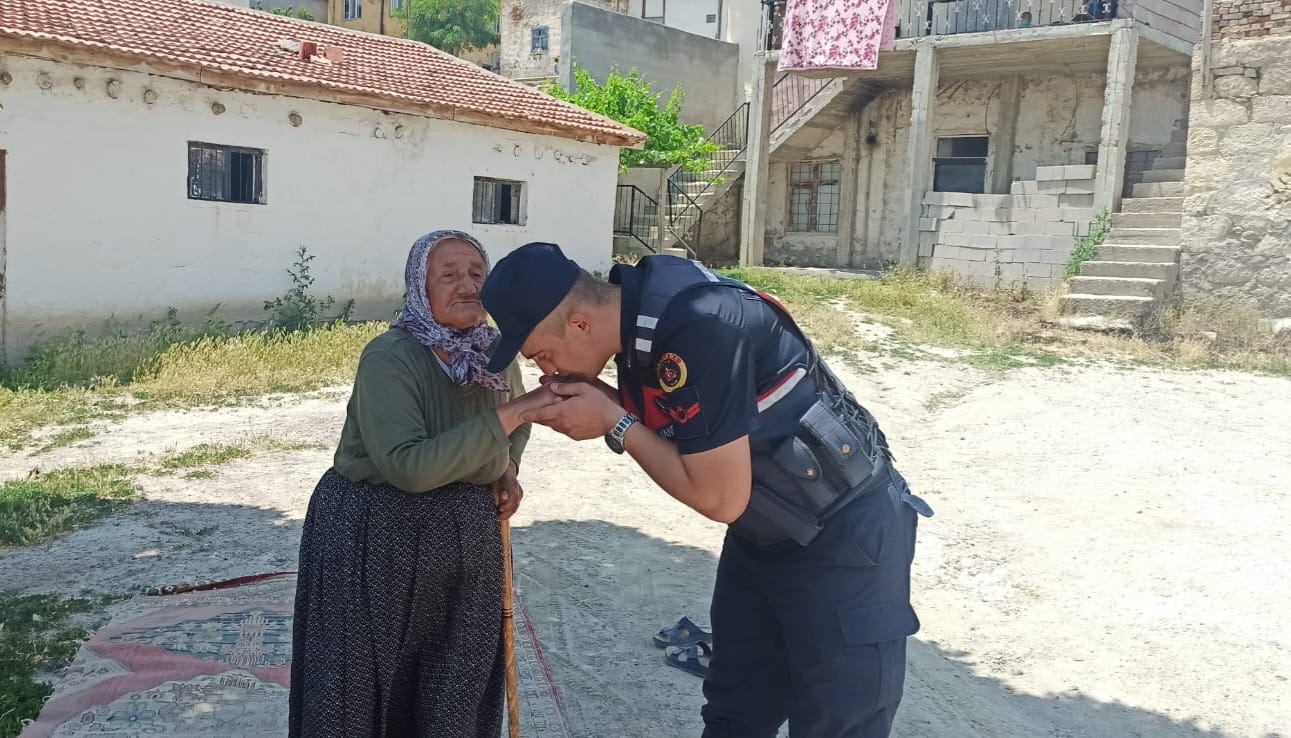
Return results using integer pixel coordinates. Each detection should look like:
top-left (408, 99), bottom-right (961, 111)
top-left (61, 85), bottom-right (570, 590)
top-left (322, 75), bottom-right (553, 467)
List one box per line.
top-left (289, 469), bottom-right (504, 738)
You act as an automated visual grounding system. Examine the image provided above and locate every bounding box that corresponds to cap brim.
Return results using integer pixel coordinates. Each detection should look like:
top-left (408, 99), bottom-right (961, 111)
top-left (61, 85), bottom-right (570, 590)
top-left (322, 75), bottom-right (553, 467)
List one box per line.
top-left (486, 331), bottom-right (527, 374)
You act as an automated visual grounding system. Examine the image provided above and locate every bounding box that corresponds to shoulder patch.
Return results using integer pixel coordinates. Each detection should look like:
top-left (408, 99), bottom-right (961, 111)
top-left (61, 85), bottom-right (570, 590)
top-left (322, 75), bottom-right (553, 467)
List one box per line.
top-left (656, 352), bottom-right (688, 393)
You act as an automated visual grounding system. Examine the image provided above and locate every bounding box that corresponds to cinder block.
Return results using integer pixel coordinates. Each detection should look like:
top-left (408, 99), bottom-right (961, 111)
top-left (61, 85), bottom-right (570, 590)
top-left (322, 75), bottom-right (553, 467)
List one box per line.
top-left (1045, 221), bottom-right (1078, 236)
top-left (1064, 185), bottom-right (1095, 196)
top-left (920, 217), bottom-right (939, 232)
top-left (968, 234), bottom-right (999, 250)
top-left (1065, 165), bottom-right (1097, 179)
top-left (942, 232), bottom-right (972, 247)
top-left (1062, 207), bottom-right (1096, 222)
top-left (1042, 249), bottom-right (1073, 265)
top-left (940, 219), bottom-right (966, 233)
top-left (919, 241), bottom-right (934, 257)
top-left (1006, 209), bottom-right (1037, 223)
top-left (1060, 194), bottom-right (1096, 208)
top-left (1034, 208), bottom-right (1066, 223)
top-left (1025, 261), bottom-right (1053, 278)
top-left (939, 192), bottom-right (975, 207)
top-left (1076, 221), bottom-right (1092, 236)
top-left (1018, 180), bottom-right (1039, 195)
top-left (1036, 166), bottom-right (1067, 181)
top-left (1010, 181), bottom-right (1025, 195)
top-left (972, 194), bottom-right (1011, 209)
top-left (990, 222), bottom-right (1014, 235)
top-left (923, 192), bottom-right (946, 206)
top-left (1038, 180), bottom-right (1067, 195)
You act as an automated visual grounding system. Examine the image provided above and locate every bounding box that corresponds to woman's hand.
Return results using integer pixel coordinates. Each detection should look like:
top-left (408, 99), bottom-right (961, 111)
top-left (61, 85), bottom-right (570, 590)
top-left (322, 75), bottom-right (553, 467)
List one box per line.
top-left (498, 385), bottom-right (562, 434)
top-left (538, 373), bottom-right (618, 404)
top-left (493, 460), bottom-right (523, 520)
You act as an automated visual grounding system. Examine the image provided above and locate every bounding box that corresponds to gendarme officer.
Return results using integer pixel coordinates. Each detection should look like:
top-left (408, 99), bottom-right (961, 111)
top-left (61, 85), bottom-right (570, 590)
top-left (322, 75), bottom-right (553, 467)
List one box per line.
top-left (481, 243), bottom-right (932, 738)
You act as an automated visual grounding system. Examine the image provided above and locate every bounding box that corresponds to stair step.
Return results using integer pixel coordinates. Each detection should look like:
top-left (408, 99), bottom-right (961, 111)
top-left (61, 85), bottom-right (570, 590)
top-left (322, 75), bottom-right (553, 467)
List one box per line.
top-left (1120, 196), bottom-right (1185, 214)
top-left (1061, 294), bottom-right (1157, 317)
top-left (1079, 260), bottom-right (1179, 280)
top-left (1104, 227), bottom-right (1181, 245)
top-left (1150, 156), bottom-right (1187, 170)
top-left (1068, 275), bottom-right (1167, 299)
top-left (1132, 181), bottom-right (1185, 198)
top-left (1139, 169), bottom-right (1186, 184)
top-left (1112, 211), bottom-right (1182, 229)
top-left (1097, 244), bottom-right (1181, 263)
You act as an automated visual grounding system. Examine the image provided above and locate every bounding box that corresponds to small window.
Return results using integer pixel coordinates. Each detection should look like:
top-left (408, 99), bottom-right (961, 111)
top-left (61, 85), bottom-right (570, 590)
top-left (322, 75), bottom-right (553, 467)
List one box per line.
top-left (788, 161), bottom-right (840, 233)
top-left (706, 13), bottom-right (717, 22)
top-left (933, 136), bottom-right (988, 194)
top-left (343, 0), bottom-right (360, 20)
top-left (188, 142), bottom-right (265, 205)
top-left (642, 0), bottom-right (664, 23)
top-left (389, 0), bottom-right (402, 9)
top-left (473, 178), bottom-right (525, 225)
top-left (531, 27), bottom-right (549, 53)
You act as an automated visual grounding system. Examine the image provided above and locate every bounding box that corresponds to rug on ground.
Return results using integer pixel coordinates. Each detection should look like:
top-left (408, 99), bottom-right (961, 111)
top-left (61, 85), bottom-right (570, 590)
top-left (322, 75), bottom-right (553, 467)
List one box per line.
top-left (20, 574), bottom-right (571, 738)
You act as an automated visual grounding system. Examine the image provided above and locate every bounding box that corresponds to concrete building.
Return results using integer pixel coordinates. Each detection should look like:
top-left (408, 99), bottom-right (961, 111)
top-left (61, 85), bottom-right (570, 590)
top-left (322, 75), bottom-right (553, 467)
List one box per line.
top-left (616, 0), bottom-right (1206, 326)
top-left (0, 0), bottom-right (643, 359)
top-left (501, 0), bottom-right (763, 104)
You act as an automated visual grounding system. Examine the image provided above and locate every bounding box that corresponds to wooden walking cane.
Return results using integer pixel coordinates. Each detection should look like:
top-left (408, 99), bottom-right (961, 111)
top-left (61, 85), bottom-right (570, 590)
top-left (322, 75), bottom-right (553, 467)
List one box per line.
top-left (501, 520), bottom-right (521, 738)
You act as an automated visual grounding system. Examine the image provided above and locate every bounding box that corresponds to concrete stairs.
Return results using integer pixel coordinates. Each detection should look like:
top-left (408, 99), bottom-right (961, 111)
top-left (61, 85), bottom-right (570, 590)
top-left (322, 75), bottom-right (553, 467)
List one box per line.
top-left (1061, 129), bottom-right (1187, 329)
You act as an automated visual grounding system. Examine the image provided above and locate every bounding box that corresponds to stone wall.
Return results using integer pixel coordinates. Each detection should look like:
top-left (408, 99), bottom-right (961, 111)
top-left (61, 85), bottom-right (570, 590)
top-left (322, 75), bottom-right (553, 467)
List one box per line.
top-left (920, 166), bottom-right (1097, 289)
top-left (1180, 29), bottom-right (1291, 317)
top-left (1213, 0), bottom-right (1291, 39)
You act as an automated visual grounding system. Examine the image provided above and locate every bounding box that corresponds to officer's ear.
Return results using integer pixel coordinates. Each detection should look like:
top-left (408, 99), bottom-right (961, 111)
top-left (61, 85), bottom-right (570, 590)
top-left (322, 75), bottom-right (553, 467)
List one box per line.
top-left (566, 310), bottom-right (593, 336)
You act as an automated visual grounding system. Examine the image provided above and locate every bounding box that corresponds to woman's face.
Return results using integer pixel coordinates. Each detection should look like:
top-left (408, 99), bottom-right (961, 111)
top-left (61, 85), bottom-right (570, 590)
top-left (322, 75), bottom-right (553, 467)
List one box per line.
top-left (425, 239), bottom-right (488, 330)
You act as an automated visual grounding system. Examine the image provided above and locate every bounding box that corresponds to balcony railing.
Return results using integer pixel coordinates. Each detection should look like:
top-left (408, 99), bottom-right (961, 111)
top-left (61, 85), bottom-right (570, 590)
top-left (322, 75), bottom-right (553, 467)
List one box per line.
top-left (762, 0), bottom-right (1119, 48)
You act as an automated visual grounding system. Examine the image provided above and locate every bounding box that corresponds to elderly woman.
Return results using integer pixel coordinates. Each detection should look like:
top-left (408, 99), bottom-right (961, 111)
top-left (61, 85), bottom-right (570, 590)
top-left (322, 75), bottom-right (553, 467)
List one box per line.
top-left (290, 230), bottom-right (555, 737)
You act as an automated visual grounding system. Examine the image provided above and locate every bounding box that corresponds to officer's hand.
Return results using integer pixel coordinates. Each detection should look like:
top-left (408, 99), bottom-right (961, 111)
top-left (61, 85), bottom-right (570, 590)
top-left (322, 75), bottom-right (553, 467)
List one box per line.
top-left (522, 382), bottom-right (624, 441)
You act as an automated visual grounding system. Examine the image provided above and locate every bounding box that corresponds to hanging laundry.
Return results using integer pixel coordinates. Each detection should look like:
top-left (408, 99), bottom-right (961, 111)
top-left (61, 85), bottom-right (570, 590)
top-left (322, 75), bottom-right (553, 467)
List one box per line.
top-left (779, 0), bottom-right (897, 72)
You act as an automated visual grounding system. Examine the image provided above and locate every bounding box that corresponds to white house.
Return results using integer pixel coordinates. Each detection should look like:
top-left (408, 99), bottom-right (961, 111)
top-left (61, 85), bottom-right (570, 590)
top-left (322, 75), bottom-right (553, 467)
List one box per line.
top-left (0, 0), bottom-right (644, 359)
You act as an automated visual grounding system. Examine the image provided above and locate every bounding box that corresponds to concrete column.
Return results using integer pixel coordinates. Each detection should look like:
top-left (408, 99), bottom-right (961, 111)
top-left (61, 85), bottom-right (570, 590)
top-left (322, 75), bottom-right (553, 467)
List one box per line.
top-left (990, 76), bottom-right (1022, 195)
top-left (837, 113), bottom-right (864, 267)
top-left (1094, 26), bottom-right (1139, 213)
top-left (900, 44), bottom-right (939, 267)
top-left (740, 52), bottom-right (776, 266)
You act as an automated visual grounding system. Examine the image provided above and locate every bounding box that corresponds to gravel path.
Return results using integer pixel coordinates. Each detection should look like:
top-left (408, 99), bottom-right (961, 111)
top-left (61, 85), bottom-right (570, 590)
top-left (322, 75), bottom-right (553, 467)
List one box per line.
top-left (2, 353), bottom-right (1288, 738)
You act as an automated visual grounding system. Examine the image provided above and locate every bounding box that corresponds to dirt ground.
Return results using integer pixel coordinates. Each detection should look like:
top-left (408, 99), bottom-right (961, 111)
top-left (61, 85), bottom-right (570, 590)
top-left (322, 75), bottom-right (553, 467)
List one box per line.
top-left (2, 348), bottom-right (1289, 738)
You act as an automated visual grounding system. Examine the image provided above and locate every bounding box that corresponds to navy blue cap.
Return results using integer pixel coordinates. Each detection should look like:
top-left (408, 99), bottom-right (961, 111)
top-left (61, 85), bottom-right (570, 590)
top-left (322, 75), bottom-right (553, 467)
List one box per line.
top-left (482, 242), bottom-right (581, 373)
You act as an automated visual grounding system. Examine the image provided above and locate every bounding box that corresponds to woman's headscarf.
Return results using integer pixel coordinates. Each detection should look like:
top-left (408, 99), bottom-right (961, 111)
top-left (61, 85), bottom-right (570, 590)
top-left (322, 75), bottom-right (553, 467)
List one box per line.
top-left (392, 230), bottom-right (511, 391)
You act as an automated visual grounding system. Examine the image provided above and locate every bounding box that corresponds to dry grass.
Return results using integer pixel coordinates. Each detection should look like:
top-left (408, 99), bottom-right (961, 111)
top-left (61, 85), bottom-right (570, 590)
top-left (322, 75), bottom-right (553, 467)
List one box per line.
top-left (0, 322), bottom-right (383, 450)
top-left (723, 268), bottom-right (1291, 376)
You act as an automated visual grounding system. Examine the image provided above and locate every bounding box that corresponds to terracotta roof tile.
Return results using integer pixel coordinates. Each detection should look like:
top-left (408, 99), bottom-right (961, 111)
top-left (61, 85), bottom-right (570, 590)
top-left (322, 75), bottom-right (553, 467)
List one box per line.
top-left (0, 0), bottom-right (646, 146)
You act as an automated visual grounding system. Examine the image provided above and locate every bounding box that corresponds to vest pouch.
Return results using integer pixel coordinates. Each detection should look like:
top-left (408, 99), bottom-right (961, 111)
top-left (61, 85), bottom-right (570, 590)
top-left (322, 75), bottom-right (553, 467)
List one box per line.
top-left (800, 401), bottom-right (877, 490)
top-left (744, 481), bottom-right (823, 546)
top-left (771, 436), bottom-right (840, 514)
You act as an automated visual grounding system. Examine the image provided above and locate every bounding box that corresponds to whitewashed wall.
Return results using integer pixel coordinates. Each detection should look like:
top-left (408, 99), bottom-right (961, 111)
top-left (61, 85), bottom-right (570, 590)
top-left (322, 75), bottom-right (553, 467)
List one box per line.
top-left (0, 54), bottom-right (621, 354)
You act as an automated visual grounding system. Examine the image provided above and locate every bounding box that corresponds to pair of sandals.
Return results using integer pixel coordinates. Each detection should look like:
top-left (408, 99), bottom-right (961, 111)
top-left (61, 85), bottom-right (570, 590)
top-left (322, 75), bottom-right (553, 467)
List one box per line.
top-left (652, 616), bottom-right (712, 678)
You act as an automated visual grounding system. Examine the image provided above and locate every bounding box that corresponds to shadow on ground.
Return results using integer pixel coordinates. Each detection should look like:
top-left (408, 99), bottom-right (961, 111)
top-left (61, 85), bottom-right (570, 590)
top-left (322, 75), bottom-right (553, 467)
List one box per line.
top-left (0, 504), bottom-right (1274, 738)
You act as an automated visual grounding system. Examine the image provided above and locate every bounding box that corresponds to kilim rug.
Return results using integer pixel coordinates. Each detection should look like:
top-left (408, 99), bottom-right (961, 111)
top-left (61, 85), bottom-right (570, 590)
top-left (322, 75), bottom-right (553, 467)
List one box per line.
top-left (20, 574), bottom-right (571, 738)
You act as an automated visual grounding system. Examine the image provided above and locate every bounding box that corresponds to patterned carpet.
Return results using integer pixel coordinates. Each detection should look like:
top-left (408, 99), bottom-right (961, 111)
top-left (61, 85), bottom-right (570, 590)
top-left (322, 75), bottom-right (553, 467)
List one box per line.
top-left (20, 574), bottom-right (571, 738)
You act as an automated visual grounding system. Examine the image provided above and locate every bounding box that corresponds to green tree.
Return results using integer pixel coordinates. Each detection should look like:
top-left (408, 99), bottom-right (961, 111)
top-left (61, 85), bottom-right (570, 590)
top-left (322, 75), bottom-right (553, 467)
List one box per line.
top-left (545, 65), bottom-right (717, 173)
top-left (254, 2), bottom-right (316, 20)
top-left (396, 0), bottom-right (500, 55)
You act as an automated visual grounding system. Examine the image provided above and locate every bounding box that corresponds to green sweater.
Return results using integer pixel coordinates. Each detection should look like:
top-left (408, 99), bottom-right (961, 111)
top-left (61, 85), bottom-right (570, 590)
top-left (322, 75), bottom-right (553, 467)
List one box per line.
top-left (333, 328), bottom-right (530, 493)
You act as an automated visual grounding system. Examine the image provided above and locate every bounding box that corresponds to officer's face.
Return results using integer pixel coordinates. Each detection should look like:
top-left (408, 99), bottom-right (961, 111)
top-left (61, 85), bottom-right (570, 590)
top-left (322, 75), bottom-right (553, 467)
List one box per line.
top-left (521, 315), bottom-right (607, 378)
top-left (426, 240), bottom-right (488, 331)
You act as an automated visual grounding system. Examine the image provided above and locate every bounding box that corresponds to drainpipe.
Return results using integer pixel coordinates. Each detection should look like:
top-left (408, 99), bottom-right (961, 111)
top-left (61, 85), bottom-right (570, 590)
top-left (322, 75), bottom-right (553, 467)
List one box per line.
top-left (1200, 0), bottom-right (1215, 99)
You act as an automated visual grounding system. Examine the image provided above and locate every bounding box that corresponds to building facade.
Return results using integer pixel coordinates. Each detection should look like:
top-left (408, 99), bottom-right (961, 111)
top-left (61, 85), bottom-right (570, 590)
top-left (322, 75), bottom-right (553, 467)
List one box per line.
top-left (0, 0), bottom-right (642, 358)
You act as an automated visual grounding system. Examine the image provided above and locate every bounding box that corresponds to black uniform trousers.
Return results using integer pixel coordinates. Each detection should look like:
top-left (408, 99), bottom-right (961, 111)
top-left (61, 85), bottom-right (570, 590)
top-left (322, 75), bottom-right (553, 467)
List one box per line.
top-left (701, 466), bottom-right (922, 738)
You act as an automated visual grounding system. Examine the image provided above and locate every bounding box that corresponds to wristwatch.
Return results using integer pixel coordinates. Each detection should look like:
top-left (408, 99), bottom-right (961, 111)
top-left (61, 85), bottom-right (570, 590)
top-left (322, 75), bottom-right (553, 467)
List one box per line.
top-left (604, 412), bottom-right (640, 455)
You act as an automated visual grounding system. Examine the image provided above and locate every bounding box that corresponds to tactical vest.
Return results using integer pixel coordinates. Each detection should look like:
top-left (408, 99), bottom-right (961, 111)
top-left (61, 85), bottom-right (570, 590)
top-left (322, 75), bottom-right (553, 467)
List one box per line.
top-left (618, 256), bottom-right (892, 547)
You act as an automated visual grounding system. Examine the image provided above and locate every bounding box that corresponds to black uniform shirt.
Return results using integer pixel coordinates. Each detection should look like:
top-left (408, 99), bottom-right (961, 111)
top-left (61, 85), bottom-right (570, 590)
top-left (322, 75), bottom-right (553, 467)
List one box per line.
top-left (611, 262), bottom-right (817, 457)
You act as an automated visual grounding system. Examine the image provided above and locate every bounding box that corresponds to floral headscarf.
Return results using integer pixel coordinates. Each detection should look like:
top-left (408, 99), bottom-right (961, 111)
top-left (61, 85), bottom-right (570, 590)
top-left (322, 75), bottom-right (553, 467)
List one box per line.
top-left (392, 230), bottom-right (510, 391)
